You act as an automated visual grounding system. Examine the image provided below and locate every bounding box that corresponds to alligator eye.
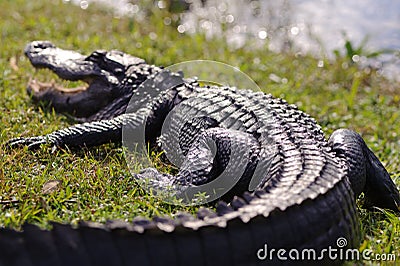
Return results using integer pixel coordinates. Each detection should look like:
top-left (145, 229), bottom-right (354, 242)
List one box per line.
top-left (114, 68), bottom-right (123, 74)
top-left (87, 50), bottom-right (107, 61)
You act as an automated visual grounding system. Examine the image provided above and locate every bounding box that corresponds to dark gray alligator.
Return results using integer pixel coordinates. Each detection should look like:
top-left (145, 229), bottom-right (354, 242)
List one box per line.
top-left (3, 41), bottom-right (400, 266)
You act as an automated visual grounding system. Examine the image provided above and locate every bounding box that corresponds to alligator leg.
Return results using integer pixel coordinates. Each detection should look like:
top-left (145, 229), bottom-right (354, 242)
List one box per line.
top-left (136, 127), bottom-right (261, 203)
top-left (328, 129), bottom-right (400, 212)
top-left (6, 111), bottom-right (147, 150)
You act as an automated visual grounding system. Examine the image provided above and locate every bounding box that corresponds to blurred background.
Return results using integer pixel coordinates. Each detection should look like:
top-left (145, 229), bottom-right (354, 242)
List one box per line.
top-left (64, 0), bottom-right (400, 80)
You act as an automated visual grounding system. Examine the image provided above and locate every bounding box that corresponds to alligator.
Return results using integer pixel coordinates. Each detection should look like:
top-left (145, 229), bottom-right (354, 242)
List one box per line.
top-left (3, 41), bottom-right (400, 266)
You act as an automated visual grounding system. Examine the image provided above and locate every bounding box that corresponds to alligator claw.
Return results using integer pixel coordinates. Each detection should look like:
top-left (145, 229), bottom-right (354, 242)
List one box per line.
top-left (27, 138), bottom-right (49, 150)
top-left (6, 136), bottom-right (50, 150)
top-left (5, 137), bottom-right (26, 148)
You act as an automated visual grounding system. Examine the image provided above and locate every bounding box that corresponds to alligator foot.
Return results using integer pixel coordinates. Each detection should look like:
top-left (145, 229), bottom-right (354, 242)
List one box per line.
top-left (328, 129), bottom-right (400, 212)
top-left (6, 136), bottom-right (52, 150)
top-left (135, 127), bottom-right (261, 204)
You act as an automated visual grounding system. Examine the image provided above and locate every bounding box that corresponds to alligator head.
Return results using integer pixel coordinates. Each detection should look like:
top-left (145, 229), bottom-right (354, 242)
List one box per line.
top-left (24, 41), bottom-right (148, 119)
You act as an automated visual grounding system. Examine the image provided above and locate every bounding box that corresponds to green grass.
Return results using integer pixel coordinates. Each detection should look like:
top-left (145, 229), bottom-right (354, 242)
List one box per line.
top-left (0, 0), bottom-right (399, 264)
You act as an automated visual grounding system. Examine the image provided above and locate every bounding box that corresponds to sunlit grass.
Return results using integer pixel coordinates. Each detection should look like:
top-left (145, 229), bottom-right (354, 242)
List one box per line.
top-left (0, 0), bottom-right (399, 264)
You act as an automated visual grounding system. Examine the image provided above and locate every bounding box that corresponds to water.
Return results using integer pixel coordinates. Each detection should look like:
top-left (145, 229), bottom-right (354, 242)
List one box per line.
top-left (65, 0), bottom-right (400, 80)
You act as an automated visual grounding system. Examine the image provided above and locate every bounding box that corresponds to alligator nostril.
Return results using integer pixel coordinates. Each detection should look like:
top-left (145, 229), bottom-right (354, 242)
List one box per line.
top-left (32, 41), bottom-right (55, 50)
top-left (25, 41), bottom-right (55, 55)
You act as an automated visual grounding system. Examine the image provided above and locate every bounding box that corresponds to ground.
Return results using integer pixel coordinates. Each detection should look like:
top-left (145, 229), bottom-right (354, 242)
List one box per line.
top-left (0, 1), bottom-right (399, 264)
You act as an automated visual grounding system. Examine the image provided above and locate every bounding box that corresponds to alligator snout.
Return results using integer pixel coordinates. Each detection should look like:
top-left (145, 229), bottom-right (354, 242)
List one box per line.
top-left (24, 40), bottom-right (56, 55)
top-left (22, 41), bottom-right (158, 120)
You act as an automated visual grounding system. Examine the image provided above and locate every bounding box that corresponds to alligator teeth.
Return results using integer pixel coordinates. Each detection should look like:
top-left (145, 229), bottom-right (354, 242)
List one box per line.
top-left (29, 79), bottom-right (88, 93)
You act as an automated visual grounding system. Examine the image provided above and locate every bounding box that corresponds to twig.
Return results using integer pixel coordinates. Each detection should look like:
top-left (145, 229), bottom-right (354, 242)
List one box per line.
top-left (0, 200), bottom-right (20, 205)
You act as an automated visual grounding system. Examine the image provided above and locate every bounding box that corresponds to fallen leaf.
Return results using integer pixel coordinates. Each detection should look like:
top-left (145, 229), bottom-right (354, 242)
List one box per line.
top-left (42, 180), bottom-right (62, 194)
top-left (9, 56), bottom-right (19, 71)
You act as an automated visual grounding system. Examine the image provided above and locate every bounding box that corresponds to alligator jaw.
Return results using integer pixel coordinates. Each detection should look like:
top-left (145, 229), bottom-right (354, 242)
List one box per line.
top-left (24, 41), bottom-right (104, 102)
top-left (23, 41), bottom-right (120, 117)
top-left (25, 41), bottom-right (97, 82)
top-left (27, 78), bottom-right (88, 98)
